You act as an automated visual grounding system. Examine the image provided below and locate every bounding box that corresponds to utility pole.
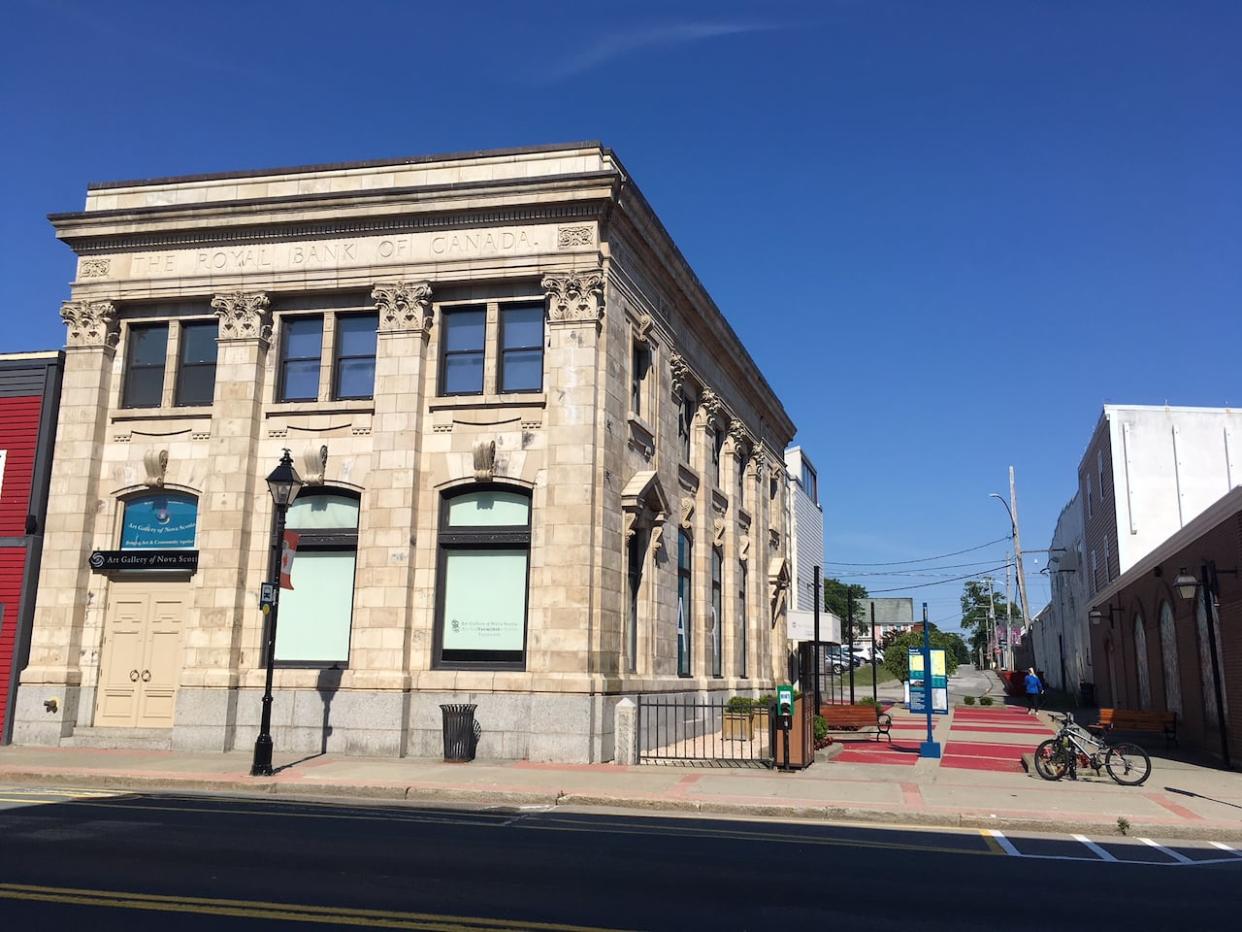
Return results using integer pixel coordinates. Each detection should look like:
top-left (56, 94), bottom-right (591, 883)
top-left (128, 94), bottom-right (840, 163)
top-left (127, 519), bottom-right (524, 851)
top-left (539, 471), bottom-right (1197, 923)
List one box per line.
top-left (1004, 557), bottom-right (1015, 670)
top-left (1009, 466), bottom-right (1033, 634)
top-left (986, 577), bottom-right (997, 670)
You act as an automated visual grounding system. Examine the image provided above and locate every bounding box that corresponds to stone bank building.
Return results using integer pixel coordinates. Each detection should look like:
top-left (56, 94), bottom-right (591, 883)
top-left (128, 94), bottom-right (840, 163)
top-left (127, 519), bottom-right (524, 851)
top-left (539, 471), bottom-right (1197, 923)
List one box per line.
top-left (14, 143), bottom-right (796, 762)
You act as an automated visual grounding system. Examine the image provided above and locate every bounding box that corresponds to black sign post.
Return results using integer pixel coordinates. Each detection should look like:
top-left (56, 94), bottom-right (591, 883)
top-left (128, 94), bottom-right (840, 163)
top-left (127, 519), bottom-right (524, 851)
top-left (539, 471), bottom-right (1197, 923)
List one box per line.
top-left (88, 550), bottom-right (198, 573)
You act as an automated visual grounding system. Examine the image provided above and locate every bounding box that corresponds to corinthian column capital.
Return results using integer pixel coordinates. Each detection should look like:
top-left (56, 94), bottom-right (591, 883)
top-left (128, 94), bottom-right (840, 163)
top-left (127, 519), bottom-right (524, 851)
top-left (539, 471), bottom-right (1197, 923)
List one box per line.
top-left (60, 300), bottom-right (117, 348)
top-left (372, 281), bottom-right (434, 334)
top-left (543, 269), bottom-right (604, 323)
top-left (211, 291), bottom-right (271, 342)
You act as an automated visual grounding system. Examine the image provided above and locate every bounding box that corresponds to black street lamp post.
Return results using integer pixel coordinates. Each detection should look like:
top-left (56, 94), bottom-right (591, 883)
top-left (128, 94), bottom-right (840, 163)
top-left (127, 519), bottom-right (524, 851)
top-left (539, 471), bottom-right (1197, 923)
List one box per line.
top-left (1175, 564), bottom-right (1234, 769)
top-left (251, 449), bottom-right (303, 777)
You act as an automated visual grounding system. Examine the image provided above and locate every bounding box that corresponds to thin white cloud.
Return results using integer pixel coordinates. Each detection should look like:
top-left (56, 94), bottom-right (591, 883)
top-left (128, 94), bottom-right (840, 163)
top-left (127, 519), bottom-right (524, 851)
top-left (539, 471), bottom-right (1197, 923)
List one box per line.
top-left (538, 20), bottom-right (790, 83)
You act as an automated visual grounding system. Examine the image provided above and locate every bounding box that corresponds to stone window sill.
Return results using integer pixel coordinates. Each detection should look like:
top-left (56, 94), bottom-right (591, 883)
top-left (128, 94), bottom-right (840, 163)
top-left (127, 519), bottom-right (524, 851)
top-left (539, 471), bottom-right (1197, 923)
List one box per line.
top-left (678, 463), bottom-right (700, 492)
top-left (265, 399), bottom-right (376, 417)
top-left (112, 405), bottom-right (213, 422)
top-left (429, 393), bottom-right (547, 412)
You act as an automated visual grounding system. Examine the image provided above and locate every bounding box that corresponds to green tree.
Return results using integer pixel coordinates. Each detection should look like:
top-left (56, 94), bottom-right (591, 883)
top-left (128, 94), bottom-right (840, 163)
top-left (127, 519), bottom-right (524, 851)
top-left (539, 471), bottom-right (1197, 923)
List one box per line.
top-left (823, 577), bottom-right (870, 638)
top-left (959, 579), bottom-right (1016, 662)
top-left (882, 627), bottom-right (962, 683)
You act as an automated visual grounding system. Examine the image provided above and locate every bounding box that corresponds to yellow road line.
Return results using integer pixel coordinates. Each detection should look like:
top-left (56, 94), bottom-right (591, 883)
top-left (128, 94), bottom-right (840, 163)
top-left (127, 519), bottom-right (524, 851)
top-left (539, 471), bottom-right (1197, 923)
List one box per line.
top-left (0, 883), bottom-right (621, 932)
top-left (978, 829), bottom-right (1005, 855)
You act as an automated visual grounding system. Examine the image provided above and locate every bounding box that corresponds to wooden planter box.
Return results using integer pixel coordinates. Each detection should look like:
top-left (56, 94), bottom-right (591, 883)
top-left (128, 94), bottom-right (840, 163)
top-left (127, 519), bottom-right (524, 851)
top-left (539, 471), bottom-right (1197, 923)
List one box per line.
top-left (723, 711), bottom-right (754, 741)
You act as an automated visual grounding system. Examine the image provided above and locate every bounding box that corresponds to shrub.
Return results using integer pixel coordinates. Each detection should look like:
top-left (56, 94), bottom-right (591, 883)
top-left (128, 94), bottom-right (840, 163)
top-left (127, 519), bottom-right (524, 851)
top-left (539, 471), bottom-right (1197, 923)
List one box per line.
top-left (979, 696), bottom-right (994, 706)
top-left (726, 696), bottom-right (754, 714)
top-left (813, 715), bottom-right (830, 748)
top-left (963, 696), bottom-right (977, 706)
top-left (858, 696), bottom-right (878, 706)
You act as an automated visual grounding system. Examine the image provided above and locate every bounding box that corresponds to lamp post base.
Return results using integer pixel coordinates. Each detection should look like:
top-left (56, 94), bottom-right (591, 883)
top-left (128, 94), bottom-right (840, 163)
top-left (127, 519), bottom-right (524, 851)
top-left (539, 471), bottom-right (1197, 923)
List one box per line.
top-left (919, 741), bottom-right (942, 759)
top-left (251, 734), bottom-right (274, 777)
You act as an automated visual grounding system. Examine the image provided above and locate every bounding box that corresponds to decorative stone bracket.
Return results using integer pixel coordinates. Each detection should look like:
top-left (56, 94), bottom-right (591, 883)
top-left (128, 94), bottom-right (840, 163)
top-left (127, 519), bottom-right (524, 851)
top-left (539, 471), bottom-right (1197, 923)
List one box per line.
top-left (473, 440), bottom-right (497, 481)
top-left (142, 448), bottom-right (168, 487)
top-left (301, 444), bottom-right (328, 485)
top-left (60, 300), bottom-right (117, 348)
top-left (212, 292), bottom-right (271, 342)
top-left (669, 352), bottom-right (692, 399)
top-left (769, 556), bottom-right (790, 627)
top-left (621, 471), bottom-right (671, 557)
top-left (679, 496), bottom-right (695, 531)
top-left (373, 281), bottom-right (433, 334)
top-left (543, 269), bottom-right (604, 323)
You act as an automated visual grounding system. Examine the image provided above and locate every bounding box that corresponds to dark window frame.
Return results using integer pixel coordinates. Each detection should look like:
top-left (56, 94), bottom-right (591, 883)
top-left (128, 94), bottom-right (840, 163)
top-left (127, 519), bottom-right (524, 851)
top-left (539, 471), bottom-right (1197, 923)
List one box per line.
top-left (174, 319), bottom-right (218, 407)
top-left (497, 302), bottom-right (544, 394)
top-left (439, 305), bottom-right (487, 397)
top-left (738, 560), bottom-right (748, 679)
top-left (433, 483), bottom-right (533, 671)
top-left (626, 529), bottom-right (644, 674)
top-left (332, 312), bottom-right (379, 401)
top-left (677, 529), bottom-right (693, 677)
top-left (630, 341), bottom-right (651, 416)
top-left (678, 395), bottom-right (694, 465)
top-left (711, 547), bottom-right (723, 678)
top-left (272, 486), bottom-right (360, 669)
top-left (278, 314), bottom-right (324, 403)
top-left (122, 322), bottom-right (169, 409)
top-left (801, 461), bottom-right (818, 503)
top-left (711, 426), bottom-right (725, 486)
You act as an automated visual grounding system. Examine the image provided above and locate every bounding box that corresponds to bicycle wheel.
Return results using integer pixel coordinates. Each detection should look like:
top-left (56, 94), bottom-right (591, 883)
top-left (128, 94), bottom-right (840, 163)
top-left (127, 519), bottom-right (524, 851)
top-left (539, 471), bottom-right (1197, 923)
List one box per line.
top-left (1105, 742), bottom-right (1151, 786)
top-left (1033, 738), bottom-right (1068, 781)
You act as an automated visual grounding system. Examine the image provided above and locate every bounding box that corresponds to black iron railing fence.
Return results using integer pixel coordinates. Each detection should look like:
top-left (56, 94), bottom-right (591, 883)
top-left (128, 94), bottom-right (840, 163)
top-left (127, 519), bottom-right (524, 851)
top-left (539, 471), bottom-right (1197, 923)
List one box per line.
top-left (637, 696), bottom-right (774, 767)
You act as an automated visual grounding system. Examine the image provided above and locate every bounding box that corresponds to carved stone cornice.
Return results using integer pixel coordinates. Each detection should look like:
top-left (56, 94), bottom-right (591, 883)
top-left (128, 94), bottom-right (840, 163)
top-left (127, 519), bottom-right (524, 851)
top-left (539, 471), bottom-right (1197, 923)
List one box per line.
top-left (60, 300), bottom-right (117, 348)
top-left (373, 281), bottom-right (433, 333)
top-left (699, 389), bottom-right (728, 425)
top-left (211, 292), bottom-right (271, 342)
top-left (543, 269), bottom-right (604, 323)
top-left (728, 422), bottom-right (753, 455)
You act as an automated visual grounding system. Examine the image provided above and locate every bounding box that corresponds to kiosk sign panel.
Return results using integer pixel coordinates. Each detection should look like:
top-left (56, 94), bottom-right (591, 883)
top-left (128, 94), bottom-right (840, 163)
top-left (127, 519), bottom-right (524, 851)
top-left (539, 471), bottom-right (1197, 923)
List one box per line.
top-left (908, 648), bottom-right (948, 714)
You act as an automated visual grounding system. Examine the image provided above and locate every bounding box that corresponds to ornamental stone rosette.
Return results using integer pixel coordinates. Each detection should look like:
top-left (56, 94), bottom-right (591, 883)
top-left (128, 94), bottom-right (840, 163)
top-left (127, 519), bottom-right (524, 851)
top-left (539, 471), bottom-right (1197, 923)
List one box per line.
top-left (60, 300), bottom-right (117, 348)
top-left (543, 270), bottom-right (604, 323)
top-left (372, 281), bottom-right (433, 333)
top-left (211, 292), bottom-right (271, 341)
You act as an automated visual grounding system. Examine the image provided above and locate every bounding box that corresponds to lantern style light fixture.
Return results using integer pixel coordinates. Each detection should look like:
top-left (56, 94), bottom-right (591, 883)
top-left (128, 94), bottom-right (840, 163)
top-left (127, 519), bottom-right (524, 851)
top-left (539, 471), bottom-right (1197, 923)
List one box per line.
top-left (1088, 605), bottom-right (1121, 626)
top-left (1173, 568), bottom-right (1199, 602)
top-left (266, 449), bottom-right (304, 507)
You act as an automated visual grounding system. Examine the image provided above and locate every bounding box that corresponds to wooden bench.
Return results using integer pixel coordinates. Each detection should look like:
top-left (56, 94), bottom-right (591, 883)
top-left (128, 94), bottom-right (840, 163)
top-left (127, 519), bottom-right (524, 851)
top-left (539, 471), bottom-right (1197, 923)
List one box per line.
top-left (819, 704), bottom-right (892, 743)
top-left (1088, 708), bottom-right (1178, 748)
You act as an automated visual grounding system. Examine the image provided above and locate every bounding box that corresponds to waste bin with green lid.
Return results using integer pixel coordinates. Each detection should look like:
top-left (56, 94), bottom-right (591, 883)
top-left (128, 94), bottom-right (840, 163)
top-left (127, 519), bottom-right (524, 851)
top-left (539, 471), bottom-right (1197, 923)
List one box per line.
top-left (440, 703), bottom-right (477, 762)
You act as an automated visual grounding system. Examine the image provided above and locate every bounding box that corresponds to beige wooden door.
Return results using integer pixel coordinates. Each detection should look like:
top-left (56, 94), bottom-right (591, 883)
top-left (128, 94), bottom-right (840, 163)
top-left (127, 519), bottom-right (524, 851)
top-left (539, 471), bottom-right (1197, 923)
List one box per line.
top-left (96, 584), bottom-right (187, 728)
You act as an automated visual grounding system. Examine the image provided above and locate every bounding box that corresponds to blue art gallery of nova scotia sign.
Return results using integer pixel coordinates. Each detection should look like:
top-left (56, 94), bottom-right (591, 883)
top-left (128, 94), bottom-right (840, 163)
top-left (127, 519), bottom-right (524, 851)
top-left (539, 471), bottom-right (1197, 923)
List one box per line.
top-left (120, 493), bottom-right (198, 550)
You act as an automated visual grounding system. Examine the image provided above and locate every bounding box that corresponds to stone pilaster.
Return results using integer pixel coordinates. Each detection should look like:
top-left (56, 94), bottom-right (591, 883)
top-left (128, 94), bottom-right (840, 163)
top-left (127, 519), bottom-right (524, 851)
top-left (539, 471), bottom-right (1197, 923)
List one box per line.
top-left (351, 283), bottom-right (432, 715)
top-left (532, 270), bottom-right (604, 687)
top-left (172, 292), bottom-right (270, 750)
top-left (13, 301), bottom-right (117, 744)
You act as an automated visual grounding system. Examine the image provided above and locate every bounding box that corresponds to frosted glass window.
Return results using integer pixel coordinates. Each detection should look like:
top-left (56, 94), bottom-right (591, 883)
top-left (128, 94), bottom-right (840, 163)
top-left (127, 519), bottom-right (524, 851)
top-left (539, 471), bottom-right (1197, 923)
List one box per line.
top-left (276, 550), bottom-right (356, 662)
top-left (288, 495), bottom-right (360, 530)
top-left (441, 550), bottom-right (528, 653)
top-left (447, 491), bottom-right (530, 527)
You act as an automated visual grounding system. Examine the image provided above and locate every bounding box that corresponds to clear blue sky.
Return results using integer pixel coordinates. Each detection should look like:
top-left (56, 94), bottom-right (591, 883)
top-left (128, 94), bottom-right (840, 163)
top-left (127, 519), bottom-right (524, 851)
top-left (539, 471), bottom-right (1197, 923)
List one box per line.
top-left (3, 1), bottom-right (1239, 630)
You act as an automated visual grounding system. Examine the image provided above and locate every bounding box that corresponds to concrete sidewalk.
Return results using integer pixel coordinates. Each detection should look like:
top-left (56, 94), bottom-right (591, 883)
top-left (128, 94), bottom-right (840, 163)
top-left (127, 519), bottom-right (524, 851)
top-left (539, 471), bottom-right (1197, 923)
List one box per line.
top-left (1, 734), bottom-right (1240, 841)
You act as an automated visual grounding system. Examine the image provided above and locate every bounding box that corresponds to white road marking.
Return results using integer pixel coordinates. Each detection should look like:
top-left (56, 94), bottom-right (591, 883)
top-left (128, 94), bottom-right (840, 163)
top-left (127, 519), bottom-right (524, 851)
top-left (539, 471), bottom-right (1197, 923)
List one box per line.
top-left (1139, 837), bottom-right (1193, 863)
top-left (986, 829), bottom-right (1021, 856)
top-left (1072, 833), bottom-right (1119, 861)
top-left (1210, 842), bottom-right (1242, 856)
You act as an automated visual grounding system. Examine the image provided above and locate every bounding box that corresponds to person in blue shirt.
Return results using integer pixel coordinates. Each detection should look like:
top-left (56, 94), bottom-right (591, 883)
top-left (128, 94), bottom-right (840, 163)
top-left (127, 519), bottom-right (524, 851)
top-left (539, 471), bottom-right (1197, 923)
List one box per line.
top-left (1024, 667), bottom-right (1044, 714)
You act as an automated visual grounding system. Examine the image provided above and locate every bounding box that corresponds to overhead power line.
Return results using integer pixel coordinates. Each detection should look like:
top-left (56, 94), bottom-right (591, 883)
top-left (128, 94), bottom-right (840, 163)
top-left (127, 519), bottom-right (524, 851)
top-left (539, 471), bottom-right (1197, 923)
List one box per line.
top-left (863, 563), bottom-right (1015, 594)
top-left (837, 558), bottom-right (1013, 577)
top-left (825, 537), bottom-right (1010, 568)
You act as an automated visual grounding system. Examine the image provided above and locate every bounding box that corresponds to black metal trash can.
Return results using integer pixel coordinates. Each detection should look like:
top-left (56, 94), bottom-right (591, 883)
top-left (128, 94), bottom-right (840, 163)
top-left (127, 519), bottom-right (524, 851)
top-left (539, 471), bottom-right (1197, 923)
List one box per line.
top-left (1080, 683), bottom-right (1096, 708)
top-left (440, 703), bottom-right (477, 762)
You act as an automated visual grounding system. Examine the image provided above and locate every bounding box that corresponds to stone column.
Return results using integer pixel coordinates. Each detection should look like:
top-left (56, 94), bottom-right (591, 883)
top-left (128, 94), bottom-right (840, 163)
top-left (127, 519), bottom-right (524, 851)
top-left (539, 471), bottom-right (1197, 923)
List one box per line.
top-left (13, 302), bottom-right (118, 743)
top-left (527, 270), bottom-right (604, 758)
top-left (696, 390), bottom-right (726, 683)
top-left (172, 292), bottom-right (271, 750)
top-left (347, 282), bottom-right (433, 755)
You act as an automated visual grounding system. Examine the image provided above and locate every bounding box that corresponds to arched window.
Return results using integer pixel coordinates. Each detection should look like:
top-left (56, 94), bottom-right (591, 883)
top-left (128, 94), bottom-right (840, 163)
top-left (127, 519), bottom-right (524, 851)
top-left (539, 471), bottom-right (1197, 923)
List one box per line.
top-left (1158, 601), bottom-right (1182, 718)
top-left (121, 492), bottom-right (198, 549)
top-left (276, 489), bottom-right (359, 664)
top-left (1196, 596), bottom-right (1228, 732)
top-left (435, 486), bottom-right (531, 669)
top-left (1133, 612), bottom-right (1151, 709)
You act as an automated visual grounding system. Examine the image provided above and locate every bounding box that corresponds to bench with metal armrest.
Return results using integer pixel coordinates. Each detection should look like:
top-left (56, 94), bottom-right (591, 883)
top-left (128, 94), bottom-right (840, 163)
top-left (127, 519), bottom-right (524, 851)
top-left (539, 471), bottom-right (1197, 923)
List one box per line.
top-left (1088, 708), bottom-right (1177, 748)
top-left (819, 704), bottom-right (892, 743)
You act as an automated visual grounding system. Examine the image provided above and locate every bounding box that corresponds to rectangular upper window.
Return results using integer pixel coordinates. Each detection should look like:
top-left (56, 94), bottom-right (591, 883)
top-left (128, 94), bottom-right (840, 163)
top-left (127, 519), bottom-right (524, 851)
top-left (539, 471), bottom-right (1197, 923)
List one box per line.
top-left (279, 315), bottom-right (323, 402)
top-left (498, 303), bottom-right (544, 393)
top-left (333, 313), bottom-right (378, 400)
top-left (440, 306), bottom-right (486, 396)
top-left (712, 427), bottom-right (725, 485)
top-left (630, 341), bottom-right (651, 416)
top-left (175, 321), bottom-right (218, 406)
top-left (678, 396), bottom-right (694, 464)
top-left (123, 323), bottom-right (169, 408)
top-left (801, 461), bottom-right (818, 503)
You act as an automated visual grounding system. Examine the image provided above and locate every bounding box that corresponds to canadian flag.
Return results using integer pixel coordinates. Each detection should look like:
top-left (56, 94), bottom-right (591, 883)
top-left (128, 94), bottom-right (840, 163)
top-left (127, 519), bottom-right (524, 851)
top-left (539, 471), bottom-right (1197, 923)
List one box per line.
top-left (280, 530), bottom-right (300, 590)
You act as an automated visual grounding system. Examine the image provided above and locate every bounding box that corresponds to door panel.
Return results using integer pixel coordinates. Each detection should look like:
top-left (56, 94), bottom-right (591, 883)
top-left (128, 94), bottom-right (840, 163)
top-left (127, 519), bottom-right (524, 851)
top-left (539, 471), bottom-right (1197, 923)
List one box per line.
top-left (96, 585), bottom-right (186, 728)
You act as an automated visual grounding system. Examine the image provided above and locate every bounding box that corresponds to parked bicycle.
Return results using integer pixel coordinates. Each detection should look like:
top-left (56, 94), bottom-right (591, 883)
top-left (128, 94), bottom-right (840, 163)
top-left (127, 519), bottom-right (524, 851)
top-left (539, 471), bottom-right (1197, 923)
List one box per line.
top-left (1033, 712), bottom-right (1152, 786)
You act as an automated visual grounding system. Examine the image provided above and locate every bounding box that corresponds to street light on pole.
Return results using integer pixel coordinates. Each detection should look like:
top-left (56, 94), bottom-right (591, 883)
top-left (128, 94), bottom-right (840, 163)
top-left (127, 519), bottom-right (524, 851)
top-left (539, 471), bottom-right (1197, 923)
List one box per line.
top-left (251, 449), bottom-right (303, 778)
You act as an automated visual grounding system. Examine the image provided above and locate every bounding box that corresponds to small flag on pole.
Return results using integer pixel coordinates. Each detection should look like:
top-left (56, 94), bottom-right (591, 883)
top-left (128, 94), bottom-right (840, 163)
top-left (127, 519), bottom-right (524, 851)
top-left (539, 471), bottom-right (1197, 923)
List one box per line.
top-left (280, 530), bottom-right (300, 589)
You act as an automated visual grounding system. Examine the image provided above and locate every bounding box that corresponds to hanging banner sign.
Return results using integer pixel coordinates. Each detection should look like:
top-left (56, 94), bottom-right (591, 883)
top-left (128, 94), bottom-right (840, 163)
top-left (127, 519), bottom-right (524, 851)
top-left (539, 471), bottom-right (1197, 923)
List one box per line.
top-left (89, 550), bottom-right (198, 572)
top-left (280, 531), bottom-right (300, 590)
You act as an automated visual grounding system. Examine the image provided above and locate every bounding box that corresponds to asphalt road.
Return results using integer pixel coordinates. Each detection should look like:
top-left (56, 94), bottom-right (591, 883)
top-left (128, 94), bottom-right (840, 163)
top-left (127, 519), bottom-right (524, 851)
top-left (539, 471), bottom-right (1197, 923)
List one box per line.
top-left (0, 785), bottom-right (1238, 930)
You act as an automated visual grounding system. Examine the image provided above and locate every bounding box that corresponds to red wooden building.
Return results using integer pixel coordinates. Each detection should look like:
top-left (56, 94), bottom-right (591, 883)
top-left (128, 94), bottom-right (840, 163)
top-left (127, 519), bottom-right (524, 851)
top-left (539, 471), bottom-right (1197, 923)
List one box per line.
top-left (0, 352), bottom-right (62, 744)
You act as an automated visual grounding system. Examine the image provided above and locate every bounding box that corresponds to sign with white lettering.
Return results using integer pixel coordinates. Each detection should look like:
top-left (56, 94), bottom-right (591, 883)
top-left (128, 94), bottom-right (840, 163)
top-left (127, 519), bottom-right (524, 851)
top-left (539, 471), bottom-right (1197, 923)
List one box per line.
top-left (121, 494), bottom-right (198, 550)
top-left (89, 550), bottom-right (199, 572)
top-left (441, 550), bottom-right (528, 652)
